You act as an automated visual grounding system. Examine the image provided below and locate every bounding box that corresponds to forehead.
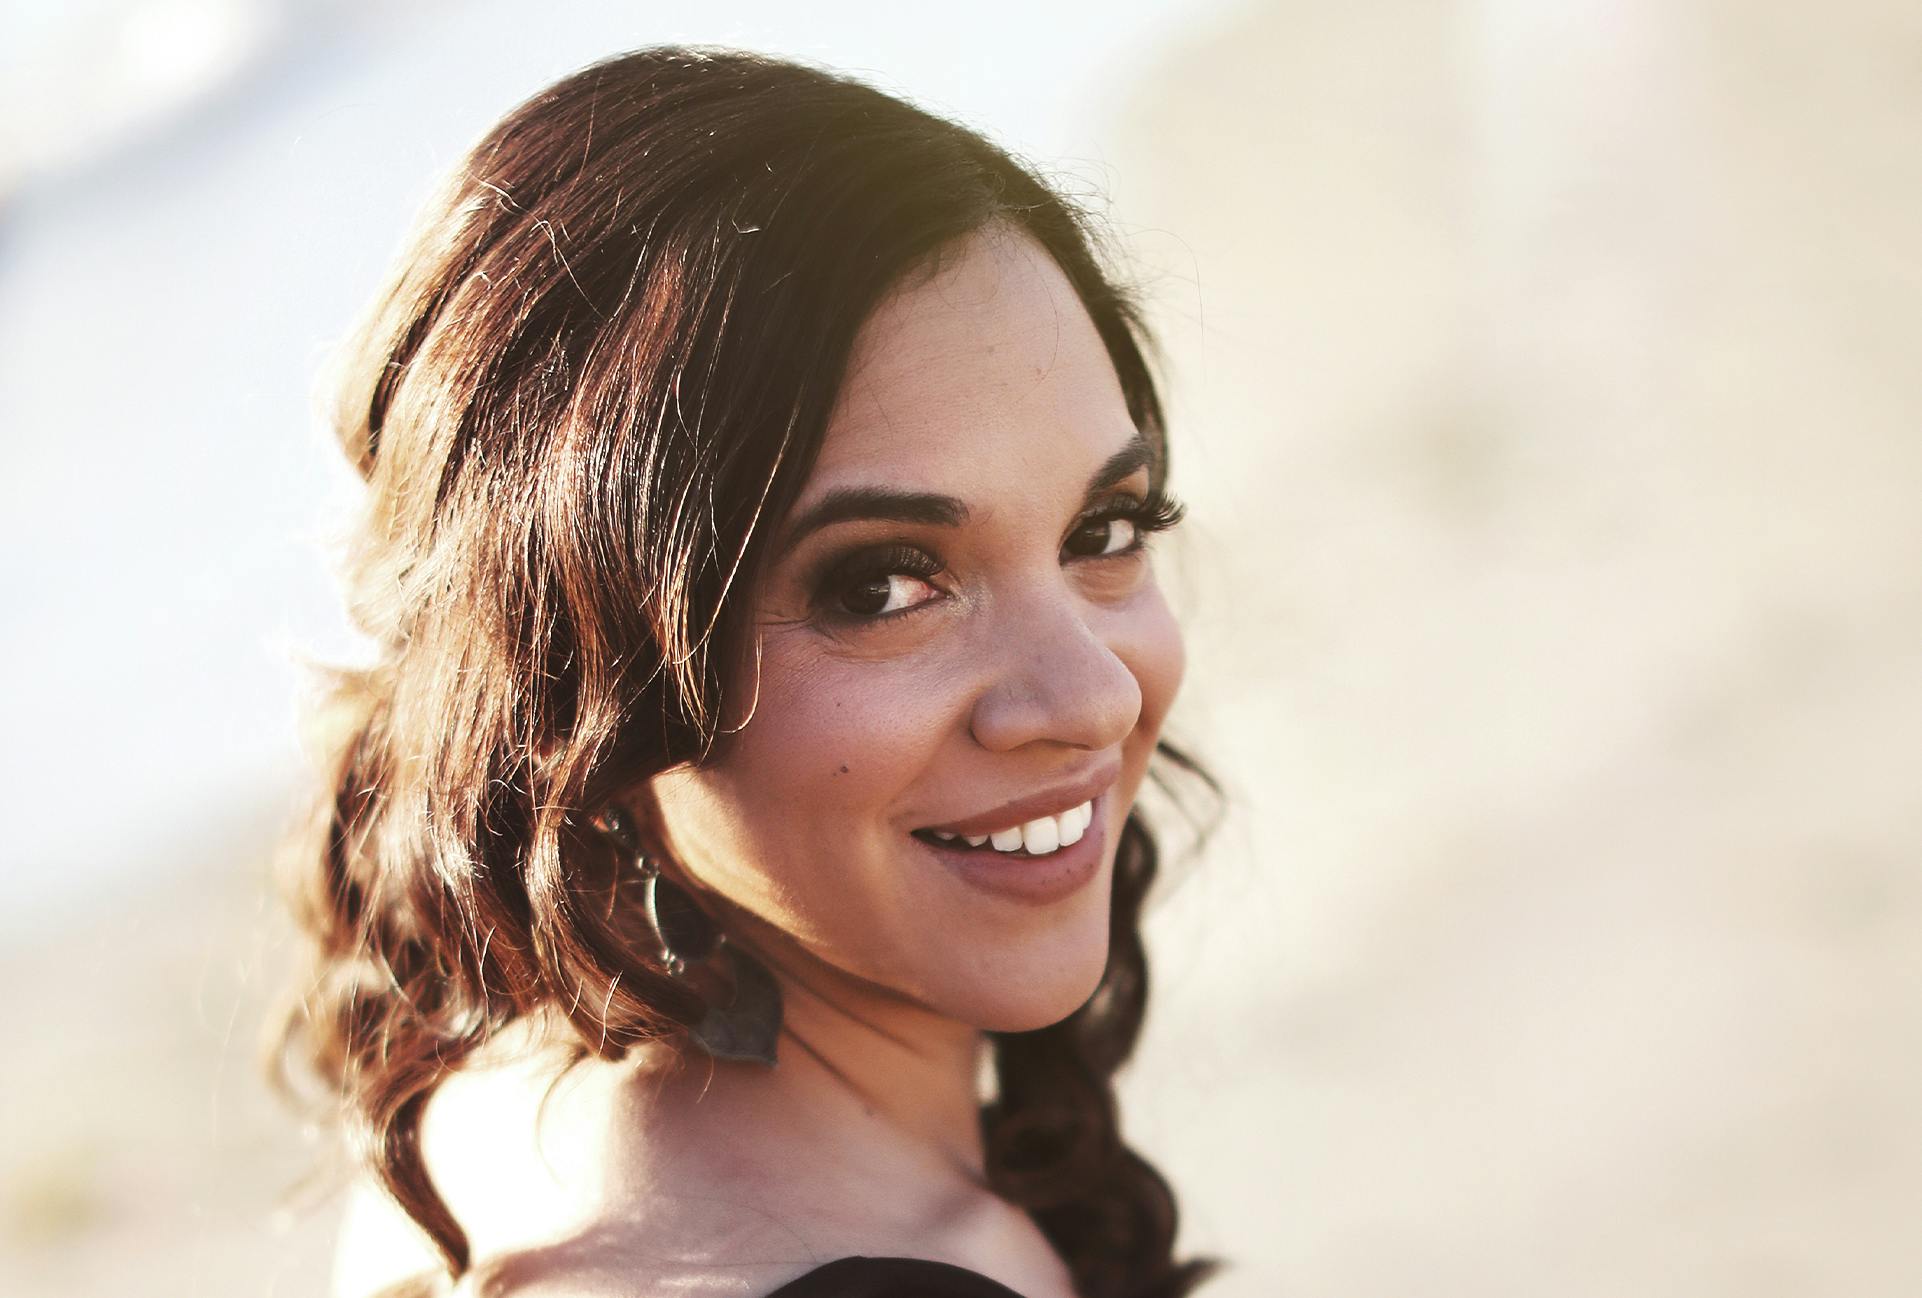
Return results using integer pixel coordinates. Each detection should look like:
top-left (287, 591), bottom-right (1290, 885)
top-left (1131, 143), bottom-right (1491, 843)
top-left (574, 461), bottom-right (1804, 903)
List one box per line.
top-left (803, 227), bottom-right (1142, 496)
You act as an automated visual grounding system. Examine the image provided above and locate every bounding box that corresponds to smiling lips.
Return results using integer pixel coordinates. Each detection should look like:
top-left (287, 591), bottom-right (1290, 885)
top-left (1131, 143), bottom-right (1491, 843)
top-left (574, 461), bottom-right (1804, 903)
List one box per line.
top-left (917, 800), bottom-right (1094, 857)
top-left (913, 763), bottom-right (1118, 862)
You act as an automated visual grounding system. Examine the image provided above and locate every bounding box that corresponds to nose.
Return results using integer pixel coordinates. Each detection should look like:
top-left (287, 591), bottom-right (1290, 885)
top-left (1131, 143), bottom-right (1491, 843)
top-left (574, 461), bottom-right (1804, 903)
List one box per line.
top-left (968, 590), bottom-right (1143, 754)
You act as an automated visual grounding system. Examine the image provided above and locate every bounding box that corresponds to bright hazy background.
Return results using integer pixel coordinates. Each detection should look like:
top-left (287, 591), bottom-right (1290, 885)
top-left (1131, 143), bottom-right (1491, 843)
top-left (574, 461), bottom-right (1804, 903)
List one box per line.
top-left (2, 2), bottom-right (1917, 1296)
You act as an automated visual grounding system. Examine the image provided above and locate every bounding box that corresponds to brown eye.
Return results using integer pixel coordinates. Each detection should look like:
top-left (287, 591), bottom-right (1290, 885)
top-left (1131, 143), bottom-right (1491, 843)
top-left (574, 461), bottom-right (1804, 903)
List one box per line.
top-left (1064, 516), bottom-right (1140, 559)
top-left (835, 570), bottom-right (940, 618)
top-left (842, 576), bottom-right (893, 616)
top-left (818, 543), bottom-right (945, 622)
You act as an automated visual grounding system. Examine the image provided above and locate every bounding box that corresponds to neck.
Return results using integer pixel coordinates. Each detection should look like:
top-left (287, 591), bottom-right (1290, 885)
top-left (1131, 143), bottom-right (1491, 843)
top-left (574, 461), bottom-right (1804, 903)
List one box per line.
top-left (600, 918), bottom-right (995, 1223)
top-left (761, 937), bottom-right (990, 1183)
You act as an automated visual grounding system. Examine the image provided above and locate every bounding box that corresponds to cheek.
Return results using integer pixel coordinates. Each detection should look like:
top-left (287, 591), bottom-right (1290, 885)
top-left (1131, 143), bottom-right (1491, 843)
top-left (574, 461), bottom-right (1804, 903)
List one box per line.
top-left (1109, 582), bottom-right (1187, 821)
top-left (1123, 582), bottom-right (1187, 744)
top-left (651, 641), bottom-right (954, 922)
top-left (734, 647), bottom-right (954, 805)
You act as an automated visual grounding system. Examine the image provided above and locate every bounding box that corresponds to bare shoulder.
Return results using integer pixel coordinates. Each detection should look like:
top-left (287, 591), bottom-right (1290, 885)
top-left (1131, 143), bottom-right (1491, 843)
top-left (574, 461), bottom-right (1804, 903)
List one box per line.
top-left (336, 1236), bottom-right (817, 1298)
top-left (441, 1186), bottom-right (1058, 1298)
top-left (445, 1185), bottom-right (863, 1298)
top-left (333, 1041), bottom-right (1063, 1298)
top-left (448, 1218), bottom-right (871, 1298)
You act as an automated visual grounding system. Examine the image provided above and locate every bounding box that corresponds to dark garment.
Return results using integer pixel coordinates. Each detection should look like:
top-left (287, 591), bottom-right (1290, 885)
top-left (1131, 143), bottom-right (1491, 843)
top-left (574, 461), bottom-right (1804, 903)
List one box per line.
top-left (763, 1255), bottom-right (1029, 1297)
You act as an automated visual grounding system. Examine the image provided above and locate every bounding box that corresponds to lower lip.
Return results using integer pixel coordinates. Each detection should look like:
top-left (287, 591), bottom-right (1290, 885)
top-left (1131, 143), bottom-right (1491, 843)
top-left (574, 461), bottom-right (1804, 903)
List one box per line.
top-left (914, 796), bottom-right (1108, 906)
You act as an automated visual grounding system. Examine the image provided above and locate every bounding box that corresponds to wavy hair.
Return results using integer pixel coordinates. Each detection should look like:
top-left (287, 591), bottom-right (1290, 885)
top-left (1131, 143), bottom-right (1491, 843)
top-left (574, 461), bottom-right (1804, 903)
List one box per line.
top-left (275, 46), bottom-right (1218, 1298)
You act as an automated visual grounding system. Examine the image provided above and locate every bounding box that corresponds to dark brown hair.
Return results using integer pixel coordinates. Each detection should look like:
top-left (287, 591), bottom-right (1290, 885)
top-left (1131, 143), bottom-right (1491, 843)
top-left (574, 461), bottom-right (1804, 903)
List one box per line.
top-left (277, 45), bottom-right (1217, 1298)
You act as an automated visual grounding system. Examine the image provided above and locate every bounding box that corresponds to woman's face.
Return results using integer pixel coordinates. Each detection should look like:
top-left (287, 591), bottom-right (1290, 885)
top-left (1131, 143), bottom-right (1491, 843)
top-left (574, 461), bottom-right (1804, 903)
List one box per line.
top-left (646, 227), bottom-right (1185, 1032)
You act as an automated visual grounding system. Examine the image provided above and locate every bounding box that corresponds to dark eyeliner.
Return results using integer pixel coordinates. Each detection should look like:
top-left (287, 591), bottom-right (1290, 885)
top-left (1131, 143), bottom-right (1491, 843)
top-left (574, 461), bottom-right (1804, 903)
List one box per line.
top-left (810, 542), bottom-right (944, 621)
top-left (1066, 488), bottom-right (1187, 556)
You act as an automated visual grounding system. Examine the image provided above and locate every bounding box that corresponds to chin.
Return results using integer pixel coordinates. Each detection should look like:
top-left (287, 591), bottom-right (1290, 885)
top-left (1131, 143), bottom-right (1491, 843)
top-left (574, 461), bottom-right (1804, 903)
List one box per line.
top-left (939, 903), bottom-right (1115, 1035)
top-left (977, 985), bottom-right (1103, 1035)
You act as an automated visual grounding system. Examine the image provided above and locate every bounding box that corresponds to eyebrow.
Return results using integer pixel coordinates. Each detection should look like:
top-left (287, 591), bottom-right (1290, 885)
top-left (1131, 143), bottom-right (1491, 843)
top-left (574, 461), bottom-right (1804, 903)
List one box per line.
top-left (776, 430), bottom-right (1157, 551)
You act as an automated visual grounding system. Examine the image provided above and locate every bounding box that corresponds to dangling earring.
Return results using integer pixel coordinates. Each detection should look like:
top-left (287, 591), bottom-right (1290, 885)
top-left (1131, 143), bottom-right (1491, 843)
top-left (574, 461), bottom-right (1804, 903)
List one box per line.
top-left (595, 806), bottom-right (782, 1067)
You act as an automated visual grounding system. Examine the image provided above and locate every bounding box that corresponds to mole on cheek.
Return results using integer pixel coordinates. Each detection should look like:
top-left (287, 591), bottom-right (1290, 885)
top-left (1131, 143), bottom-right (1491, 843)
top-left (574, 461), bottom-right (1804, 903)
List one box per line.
top-left (835, 763), bottom-right (851, 776)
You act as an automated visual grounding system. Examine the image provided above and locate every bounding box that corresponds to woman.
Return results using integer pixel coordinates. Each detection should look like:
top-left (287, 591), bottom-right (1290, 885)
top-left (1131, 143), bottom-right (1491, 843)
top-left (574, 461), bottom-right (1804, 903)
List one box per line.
top-left (279, 46), bottom-right (1218, 1298)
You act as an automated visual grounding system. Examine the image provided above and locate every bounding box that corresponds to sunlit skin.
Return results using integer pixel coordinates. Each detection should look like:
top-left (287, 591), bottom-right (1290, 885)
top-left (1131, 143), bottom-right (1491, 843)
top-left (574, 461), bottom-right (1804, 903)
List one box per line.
top-left (646, 224), bottom-right (1184, 1040)
top-left (345, 225), bottom-right (1185, 1298)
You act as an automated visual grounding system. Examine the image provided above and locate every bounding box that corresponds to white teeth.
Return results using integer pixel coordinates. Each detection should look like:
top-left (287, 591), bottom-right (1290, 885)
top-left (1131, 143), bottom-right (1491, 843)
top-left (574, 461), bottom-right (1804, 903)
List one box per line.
top-left (1053, 800), bottom-right (1093, 847)
top-left (935, 799), bottom-right (1095, 855)
top-left (1020, 815), bottom-right (1059, 855)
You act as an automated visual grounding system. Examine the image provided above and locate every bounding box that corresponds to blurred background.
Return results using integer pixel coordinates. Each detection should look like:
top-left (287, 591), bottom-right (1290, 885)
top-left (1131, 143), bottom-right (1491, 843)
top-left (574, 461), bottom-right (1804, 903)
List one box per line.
top-left (2, 1), bottom-right (1918, 1295)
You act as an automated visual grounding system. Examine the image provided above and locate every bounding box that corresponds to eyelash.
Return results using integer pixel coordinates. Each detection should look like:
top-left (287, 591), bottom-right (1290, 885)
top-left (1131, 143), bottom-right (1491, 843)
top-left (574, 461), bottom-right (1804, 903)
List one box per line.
top-left (814, 489), bottom-right (1186, 625)
top-left (1071, 490), bottom-right (1187, 553)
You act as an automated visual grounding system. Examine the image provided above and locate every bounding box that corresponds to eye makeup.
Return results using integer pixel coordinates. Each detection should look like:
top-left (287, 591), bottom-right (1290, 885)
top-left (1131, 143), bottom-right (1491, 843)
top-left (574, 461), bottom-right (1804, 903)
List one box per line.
top-left (813, 542), bottom-right (947, 621)
top-left (1062, 488), bottom-right (1185, 557)
top-left (802, 487), bottom-right (1186, 628)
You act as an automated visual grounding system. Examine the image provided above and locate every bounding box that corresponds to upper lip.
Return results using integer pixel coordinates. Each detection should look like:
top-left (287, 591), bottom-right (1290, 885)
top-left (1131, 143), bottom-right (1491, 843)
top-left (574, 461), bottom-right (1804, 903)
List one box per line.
top-left (916, 761), bottom-right (1121, 837)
